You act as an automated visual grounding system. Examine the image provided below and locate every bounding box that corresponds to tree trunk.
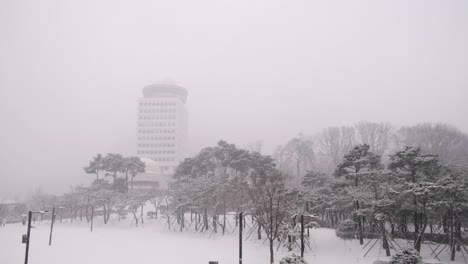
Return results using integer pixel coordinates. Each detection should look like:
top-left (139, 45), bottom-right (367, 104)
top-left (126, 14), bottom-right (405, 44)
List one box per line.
top-left (223, 212), bottom-right (226, 235)
top-left (140, 205), bottom-right (144, 224)
top-left (132, 210), bottom-right (139, 227)
top-left (258, 222), bottom-right (262, 239)
top-left (356, 200), bottom-right (364, 245)
top-left (456, 217), bottom-right (461, 252)
top-left (413, 211), bottom-right (419, 241)
top-left (381, 222), bottom-right (391, 257)
top-left (103, 205), bottom-right (107, 224)
top-left (213, 215), bottom-right (217, 233)
top-left (105, 206), bottom-right (110, 223)
top-left (153, 202), bottom-right (159, 219)
top-left (450, 208), bottom-right (456, 261)
top-left (167, 213), bottom-right (171, 230)
top-left (204, 208), bottom-right (208, 231)
top-left (269, 238), bottom-right (274, 264)
top-left (181, 212), bottom-right (184, 232)
top-left (414, 215), bottom-right (427, 252)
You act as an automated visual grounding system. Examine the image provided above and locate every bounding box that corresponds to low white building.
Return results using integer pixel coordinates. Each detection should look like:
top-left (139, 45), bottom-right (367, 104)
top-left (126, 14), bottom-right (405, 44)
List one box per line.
top-left (132, 158), bottom-right (173, 190)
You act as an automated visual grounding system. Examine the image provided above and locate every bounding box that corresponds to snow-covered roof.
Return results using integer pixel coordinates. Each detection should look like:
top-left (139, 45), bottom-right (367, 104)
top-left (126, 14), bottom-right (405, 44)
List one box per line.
top-left (140, 158), bottom-right (159, 173)
top-left (0, 197), bottom-right (19, 205)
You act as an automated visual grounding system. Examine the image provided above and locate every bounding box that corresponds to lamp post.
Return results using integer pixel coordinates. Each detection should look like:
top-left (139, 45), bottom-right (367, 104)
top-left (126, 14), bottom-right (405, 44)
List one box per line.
top-left (48, 207), bottom-right (56, 246)
top-left (239, 212), bottom-right (243, 264)
top-left (301, 214), bottom-right (304, 258)
top-left (23, 210), bottom-right (50, 264)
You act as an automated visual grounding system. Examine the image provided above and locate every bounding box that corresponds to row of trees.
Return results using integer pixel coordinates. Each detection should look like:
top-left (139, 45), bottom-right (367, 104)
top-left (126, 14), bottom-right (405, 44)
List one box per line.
top-left (27, 180), bottom-right (163, 227)
top-left (274, 122), bottom-right (468, 185)
top-left (302, 144), bottom-right (468, 261)
top-left (170, 140), bottom-right (302, 264)
top-left (84, 153), bottom-right (146, 191)
top-left (169, 138), bottom-right (468, 262)
top-left (22, 122), bottom-right (468, 263)
top-left (24, 153), bottom-right (150, 227)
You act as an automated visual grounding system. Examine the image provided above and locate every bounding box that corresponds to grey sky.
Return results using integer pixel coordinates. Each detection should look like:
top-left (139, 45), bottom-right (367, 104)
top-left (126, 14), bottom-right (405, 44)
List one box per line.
top-left (1, 0), bottom-right (467, 198)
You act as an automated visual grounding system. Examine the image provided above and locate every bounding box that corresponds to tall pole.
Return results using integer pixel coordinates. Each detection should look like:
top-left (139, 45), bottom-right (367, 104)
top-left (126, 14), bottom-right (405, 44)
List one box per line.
top-left (239, 212), bottom-right (243, 264)
top-left (301, 214), bottom-right (304, 258)
top-left (90, 206), bottom-right (94, 232)
top-left (24, 211), bottom-right (32, 264)
top-left (49, 207), bottom-right (56, 246)
top-left (306, 202), bottom-right (310, 237)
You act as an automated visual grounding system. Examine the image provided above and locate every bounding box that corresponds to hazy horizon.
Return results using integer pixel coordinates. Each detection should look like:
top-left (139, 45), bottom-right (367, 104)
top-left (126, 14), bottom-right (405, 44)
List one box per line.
top-left (1, 0), bottom-right (467, 199)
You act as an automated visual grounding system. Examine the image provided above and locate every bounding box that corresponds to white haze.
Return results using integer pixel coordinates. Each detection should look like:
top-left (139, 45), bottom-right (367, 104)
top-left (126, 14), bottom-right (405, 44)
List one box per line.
top-left (0, 0), bottom-right (467, 198)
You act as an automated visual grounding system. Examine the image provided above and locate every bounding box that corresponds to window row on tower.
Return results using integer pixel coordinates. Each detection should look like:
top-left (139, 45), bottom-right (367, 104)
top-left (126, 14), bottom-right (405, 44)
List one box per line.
top-left (137, 135), bottom-right (175, 140)
top-left (140, 108), bottom-right (176, 113)
top-left (139, 115), bottom-right (176, 120)
top-left (140, 102), bottom-right (176, 106)
top-left (138, 150), bottom-right (175, 155)
top-left (138, 122), bottom-right (176, 127)
top-left (138, 143), bottom-right (175, 148)
top-left (152, 157), bottom-right (176, 162)
top-left (137, 129), bottom-right (175, 134)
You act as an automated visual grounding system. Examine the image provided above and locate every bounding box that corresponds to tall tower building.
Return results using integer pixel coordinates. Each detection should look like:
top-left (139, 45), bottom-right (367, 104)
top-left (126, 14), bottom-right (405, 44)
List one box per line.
top-left (137, 83), bottom-right (188, 177)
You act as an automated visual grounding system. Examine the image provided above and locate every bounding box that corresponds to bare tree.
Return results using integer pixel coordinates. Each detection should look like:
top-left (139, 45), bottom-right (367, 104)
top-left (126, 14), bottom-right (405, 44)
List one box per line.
top-left (355, 121), bottom-right (395, 157)
top-left (398, 123), bottom-right (468, 166)
top-left (317, 126), bottom-right (356, 172)
top-left (272, 146), bottom-right (291, 176)
top-left (246, 140), bottom-right (263, 154)
top-left (249, 172), bottom-right (299, 264)
top-left (274, 134), bottom-right (314, 186)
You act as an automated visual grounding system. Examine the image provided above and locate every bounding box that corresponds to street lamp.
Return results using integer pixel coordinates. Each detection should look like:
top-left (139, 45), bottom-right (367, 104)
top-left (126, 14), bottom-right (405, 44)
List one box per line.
top-left (22, 210), bottom-right (51, 264)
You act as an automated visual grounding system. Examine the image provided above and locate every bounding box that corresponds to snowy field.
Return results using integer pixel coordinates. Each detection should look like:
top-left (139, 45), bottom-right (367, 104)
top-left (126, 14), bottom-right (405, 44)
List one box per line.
top-left (0, 218), bottom-right (464, 264)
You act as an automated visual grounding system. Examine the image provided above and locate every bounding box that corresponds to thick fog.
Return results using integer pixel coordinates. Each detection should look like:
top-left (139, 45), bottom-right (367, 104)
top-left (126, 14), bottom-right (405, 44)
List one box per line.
top-left (1, 0), bottom-right (467, 198)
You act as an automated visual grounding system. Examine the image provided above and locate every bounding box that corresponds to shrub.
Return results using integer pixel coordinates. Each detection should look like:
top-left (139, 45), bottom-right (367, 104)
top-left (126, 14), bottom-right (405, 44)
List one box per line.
top-left (279, 253), bottom-right (308, 264)
top-left (337, 219), bottom-right (357, 232)
top-left (335, 219), bottom-right (358, 240)
top-left (390, 248), bottom-right (422, 264)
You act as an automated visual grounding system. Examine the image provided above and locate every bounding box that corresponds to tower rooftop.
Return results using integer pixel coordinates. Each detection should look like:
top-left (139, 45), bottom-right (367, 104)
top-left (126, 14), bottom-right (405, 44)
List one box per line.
top-left (142, 83), bottom-right (188, 103)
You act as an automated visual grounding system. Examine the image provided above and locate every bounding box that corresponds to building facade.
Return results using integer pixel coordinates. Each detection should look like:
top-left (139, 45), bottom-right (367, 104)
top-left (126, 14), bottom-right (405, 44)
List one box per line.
top-left (136, 83), bottom-right (188, 177)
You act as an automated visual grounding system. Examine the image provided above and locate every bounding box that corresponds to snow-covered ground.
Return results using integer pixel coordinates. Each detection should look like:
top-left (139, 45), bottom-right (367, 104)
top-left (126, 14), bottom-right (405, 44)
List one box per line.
top-left (0, 218), bottom-right (463, 264)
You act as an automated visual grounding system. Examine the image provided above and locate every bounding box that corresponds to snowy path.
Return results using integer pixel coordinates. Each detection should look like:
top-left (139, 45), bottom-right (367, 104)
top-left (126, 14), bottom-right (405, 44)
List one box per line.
top-left (0, 221), bottom-right (463, 264)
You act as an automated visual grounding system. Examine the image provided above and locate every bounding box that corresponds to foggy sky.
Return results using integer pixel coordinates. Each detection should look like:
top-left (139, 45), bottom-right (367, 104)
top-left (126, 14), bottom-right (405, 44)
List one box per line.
top-left (1, 0), bottom-right (467, 199)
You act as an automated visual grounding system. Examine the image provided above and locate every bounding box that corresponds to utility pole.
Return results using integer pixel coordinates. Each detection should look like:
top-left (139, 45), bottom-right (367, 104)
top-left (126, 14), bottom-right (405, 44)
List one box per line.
top-left (239, 212), bottom-right (243, 264)
top-left (23, 210), bottom-right (50, 264)
top-left (24, 211), bottom-right (32, 264)
top-left (90, 206), bottom-right (94, 232)
top-left (301, 214), bottom-right (304, 258)
top-left (49, 207), bottom-right (56, 246)
top-left (306, 202), bottom-right (310, 236)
